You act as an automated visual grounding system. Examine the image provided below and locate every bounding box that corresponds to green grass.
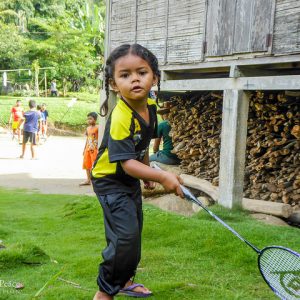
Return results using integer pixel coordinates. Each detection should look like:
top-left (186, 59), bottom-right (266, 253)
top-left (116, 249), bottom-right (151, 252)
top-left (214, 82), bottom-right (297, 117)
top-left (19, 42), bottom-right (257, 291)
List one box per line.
top-left (0, 93), bottom-right (99, 128)
top-left (0, 188), bottom-right (299, 299)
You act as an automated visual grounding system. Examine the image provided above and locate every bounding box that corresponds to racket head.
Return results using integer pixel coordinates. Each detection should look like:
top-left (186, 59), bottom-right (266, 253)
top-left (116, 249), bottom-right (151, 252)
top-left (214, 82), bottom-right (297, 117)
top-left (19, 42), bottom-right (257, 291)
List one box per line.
top-left (258, 246), bottom-right (300, 300)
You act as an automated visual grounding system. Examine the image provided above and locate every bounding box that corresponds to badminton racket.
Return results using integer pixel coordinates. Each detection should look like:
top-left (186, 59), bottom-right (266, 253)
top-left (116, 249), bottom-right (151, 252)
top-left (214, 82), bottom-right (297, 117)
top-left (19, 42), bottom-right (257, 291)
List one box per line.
top-left (153, 164), bottom-right (300, 300)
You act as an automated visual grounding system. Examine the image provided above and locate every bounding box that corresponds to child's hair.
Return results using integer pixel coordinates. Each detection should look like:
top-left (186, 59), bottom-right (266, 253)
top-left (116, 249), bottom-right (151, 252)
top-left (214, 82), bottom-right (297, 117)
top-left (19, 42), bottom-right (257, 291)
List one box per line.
top-left (87, 112), bottom-right (98, 121)
top-left (16, 100), bottom-right (21, 103)
top-left (100, 44), bottom-right (161, 117)
top-left (29, 100), bottom-right (36, 109)
top-left (37, 105), bottom-right (41, 110)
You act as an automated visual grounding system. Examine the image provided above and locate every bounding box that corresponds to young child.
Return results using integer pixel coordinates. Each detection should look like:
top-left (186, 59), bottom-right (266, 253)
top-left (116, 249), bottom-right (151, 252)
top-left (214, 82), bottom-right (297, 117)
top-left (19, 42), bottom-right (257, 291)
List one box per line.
top-left (80, 112), bottom-right (99, 186)
top-left (41, 103), bottom-right (49, 139)
top-left (19, 100), bottom-right (41, 159)
top-left (91, 44), bottom-right (183, 300)
top-left (9, 100), bottom-right (24, 142)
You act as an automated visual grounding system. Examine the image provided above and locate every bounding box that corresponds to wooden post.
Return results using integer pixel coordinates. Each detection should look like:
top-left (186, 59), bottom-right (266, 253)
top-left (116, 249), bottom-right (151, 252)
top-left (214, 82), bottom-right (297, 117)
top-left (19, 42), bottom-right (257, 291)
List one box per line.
top-left (218, 90), bottom-right (249, 209)
top-left (44, 71), bottom-right (47, 97)
top-left (34, 67), bottom-right (39, 97)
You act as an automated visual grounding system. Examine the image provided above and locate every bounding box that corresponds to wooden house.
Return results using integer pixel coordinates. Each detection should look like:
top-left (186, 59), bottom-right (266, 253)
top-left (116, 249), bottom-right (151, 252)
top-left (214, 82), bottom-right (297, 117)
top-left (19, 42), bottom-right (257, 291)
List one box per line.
top-left (102, 0), bottom-right (300, 208)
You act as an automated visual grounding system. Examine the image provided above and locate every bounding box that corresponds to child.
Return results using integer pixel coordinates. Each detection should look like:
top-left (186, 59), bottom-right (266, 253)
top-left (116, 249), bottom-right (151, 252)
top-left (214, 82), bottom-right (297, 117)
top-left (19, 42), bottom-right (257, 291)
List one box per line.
top-left (150, 105), bottom-right (180, 165)
top-left (19, 100), bottom-right (41, 159)
top-left (91, 44), bottom-right (183, 300)
top-left (9, 100), bottom-right (24, 142)
top-left (41, 103), bottom-right (49, 138)
top-left (80, 112), bottom-right (99, 186)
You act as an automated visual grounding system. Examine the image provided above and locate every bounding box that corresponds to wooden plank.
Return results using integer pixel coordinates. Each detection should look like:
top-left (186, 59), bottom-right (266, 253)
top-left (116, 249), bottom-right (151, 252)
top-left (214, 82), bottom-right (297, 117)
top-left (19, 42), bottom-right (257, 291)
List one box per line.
top-left (233, 0), bottom-right (253, 53)
top-left (161, 75), bottom-right (300, 91)
top-left (167, 0), bottom-right (206, 63)
top-left (206, 0), bottom-right (236, 56)
top-left (109, 0), bottom-right (136, 51)
top-left (273, 0), bottom-right (300, 54)
top-left (160, 53), bottom-right (300, 71)
top-left (250, 0), bottom-right (274, 52)
top-left (136, 0), bottom-right (167, 63)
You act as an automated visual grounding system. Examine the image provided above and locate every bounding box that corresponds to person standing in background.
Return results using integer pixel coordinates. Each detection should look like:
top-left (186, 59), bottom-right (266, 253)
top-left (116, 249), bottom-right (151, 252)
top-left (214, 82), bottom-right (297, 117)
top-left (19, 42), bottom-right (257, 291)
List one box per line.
top-left (80, 112), bottom-right (99, 186)
top-left (50, 79), bottom-right (58, 97)
top-left (19, 100), bottom-right (41, 159)
top-left (9, 100), bottom-right (24, 142)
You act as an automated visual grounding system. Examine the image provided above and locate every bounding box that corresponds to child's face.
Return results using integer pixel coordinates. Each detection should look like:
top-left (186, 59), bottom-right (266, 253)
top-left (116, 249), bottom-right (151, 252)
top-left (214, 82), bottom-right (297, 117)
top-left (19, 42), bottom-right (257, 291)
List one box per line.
top-left (87, 116), bottom-right (96, 125)
top-left (16, 101), bottom-right (21, 107)
top-left (111, 54), bottom-right (157, 102)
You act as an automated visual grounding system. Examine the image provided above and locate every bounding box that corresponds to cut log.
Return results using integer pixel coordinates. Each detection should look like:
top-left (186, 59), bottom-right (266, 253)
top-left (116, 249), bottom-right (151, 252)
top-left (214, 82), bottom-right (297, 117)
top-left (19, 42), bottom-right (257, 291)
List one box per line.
top-left (242, 198), bottom-right (293, 218)
top-left (180, 174), bottom-right (218, 202)
top-left (179, 173), bottom-right (293, 218)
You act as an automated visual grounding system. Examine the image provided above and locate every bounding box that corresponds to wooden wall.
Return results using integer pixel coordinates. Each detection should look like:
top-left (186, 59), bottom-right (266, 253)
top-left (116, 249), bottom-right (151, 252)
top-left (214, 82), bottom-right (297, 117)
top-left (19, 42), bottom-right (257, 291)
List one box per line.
top-left (167, 0), bottom-right (206, 63)
top-left (273, 0), bottom-right (300, 54)
top-left (108, 0), bottom-right (300, 66)
top-left (109, 0), bottom-right (205, 64)
top-left (206, 0), bottom-right (274, 56)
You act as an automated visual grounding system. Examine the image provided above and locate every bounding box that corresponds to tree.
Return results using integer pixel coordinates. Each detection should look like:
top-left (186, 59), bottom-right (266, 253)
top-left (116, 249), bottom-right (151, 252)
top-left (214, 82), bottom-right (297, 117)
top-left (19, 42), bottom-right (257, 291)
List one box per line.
top-left (0, 0), bottom-right (105, 93)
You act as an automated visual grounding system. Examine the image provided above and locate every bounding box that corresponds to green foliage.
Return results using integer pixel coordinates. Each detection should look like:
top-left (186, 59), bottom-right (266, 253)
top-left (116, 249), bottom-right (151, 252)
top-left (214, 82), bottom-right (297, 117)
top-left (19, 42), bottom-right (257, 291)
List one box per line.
top-left (0, 0), bottom-right (105, 92)
top-left (0, 95), bottom-right (99, 128)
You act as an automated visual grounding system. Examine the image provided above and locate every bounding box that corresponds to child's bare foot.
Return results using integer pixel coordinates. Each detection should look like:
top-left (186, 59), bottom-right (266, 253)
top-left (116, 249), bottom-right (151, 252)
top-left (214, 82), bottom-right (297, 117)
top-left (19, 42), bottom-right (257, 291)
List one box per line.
top-left (79, 180), bottom-right (91, 186)
top-left (19, 155), bottom-right (24, 159)
top-left (93, 291), bottom-right (113, 300)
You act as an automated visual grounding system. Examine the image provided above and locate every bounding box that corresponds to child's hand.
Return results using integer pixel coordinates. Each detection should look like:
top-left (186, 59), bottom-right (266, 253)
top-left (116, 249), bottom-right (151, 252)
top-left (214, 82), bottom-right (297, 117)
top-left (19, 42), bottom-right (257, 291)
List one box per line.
top-left (143, 180), bottom-right (155, 190)
top-left (159, 171), bottom-right (184, 198)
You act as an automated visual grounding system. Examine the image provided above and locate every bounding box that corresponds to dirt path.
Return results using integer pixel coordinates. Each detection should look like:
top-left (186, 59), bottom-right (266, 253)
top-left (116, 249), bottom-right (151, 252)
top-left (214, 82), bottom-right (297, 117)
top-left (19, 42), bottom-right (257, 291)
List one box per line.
top-left (0, 128), bottom-right (94, 196)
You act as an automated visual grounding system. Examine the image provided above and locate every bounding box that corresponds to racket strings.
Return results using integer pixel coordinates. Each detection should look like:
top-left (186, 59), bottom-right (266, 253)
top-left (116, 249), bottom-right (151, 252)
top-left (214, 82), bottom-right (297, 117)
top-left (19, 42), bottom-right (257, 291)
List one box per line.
top-left (259, 247), bottom-right (300, 300)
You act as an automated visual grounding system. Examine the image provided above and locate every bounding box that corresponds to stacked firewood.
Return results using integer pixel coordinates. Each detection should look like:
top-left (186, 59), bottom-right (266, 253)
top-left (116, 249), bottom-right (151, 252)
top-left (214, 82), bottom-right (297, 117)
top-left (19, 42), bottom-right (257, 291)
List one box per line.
top-left (168, 91), bottom-right (300, 205)
top-left (244, 91), bottom-right (300, 205)
top-left (168, 92), bottom-right (222, 186)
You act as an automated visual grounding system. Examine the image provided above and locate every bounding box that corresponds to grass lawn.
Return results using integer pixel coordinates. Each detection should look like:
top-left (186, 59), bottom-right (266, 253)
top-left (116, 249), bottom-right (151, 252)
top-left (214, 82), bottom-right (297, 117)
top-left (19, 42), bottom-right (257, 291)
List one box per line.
top-left (0, 189), bottom-right (299, 300)
top-left (0, 93), bottom-right (100, 128)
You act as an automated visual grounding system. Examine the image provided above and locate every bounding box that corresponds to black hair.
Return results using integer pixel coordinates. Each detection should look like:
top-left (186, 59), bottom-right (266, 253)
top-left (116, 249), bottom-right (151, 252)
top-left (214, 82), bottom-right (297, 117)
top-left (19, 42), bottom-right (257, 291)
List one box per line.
top-left (87, 112), bottom-right (98, 121)
top-left (100, 44), bottom-right (161, 116)
top-left (37, 105), bottom-right (41, 110)
top-left (16, 100), bottom-right (21, 103)
top-left (29, 100), bottom-right (36, 109)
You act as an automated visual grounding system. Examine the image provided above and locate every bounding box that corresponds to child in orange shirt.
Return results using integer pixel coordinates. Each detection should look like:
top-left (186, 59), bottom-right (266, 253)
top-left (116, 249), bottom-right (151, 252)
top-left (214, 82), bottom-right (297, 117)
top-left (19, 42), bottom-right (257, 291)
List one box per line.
top-left (80, 112), bottom-right (99, 186)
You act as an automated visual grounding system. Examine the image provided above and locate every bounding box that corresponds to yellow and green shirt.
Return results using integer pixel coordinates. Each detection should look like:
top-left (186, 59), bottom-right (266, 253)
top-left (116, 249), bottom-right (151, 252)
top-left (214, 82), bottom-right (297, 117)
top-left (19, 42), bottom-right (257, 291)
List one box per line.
top-left (92, 98), bottom-right (158, 194)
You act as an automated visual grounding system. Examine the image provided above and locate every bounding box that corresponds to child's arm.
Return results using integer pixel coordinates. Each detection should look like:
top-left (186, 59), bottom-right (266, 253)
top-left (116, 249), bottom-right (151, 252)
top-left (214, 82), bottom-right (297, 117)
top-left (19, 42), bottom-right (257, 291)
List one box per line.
top-left (121, 159), bottom-right (184, 197)
top-left (83, 131), bottom-right (87, 155)
top-left (153, 138), bottom-right (161, 153)
top-left (141, 150), bottom-right (155, 189)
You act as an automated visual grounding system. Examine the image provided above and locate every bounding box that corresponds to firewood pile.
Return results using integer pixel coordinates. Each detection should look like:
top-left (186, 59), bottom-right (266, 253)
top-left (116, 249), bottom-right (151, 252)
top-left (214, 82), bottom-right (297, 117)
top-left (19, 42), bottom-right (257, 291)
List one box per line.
top-left (167, 91), bottom-right (300, 205)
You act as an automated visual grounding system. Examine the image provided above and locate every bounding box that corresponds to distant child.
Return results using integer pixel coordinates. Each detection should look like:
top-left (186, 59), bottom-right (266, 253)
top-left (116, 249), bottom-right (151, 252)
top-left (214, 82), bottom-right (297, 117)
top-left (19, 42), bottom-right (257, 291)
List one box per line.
top-left (91, 44), bottom-right (183, 300)
top-left (80, 112), bottom-right (99, 186)
top-left (9, 100), bottom-right (24, 142)
top-left (19, 100), bottom-right (41, 159)
top-left (41, 103), bottom-right (49, 138)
